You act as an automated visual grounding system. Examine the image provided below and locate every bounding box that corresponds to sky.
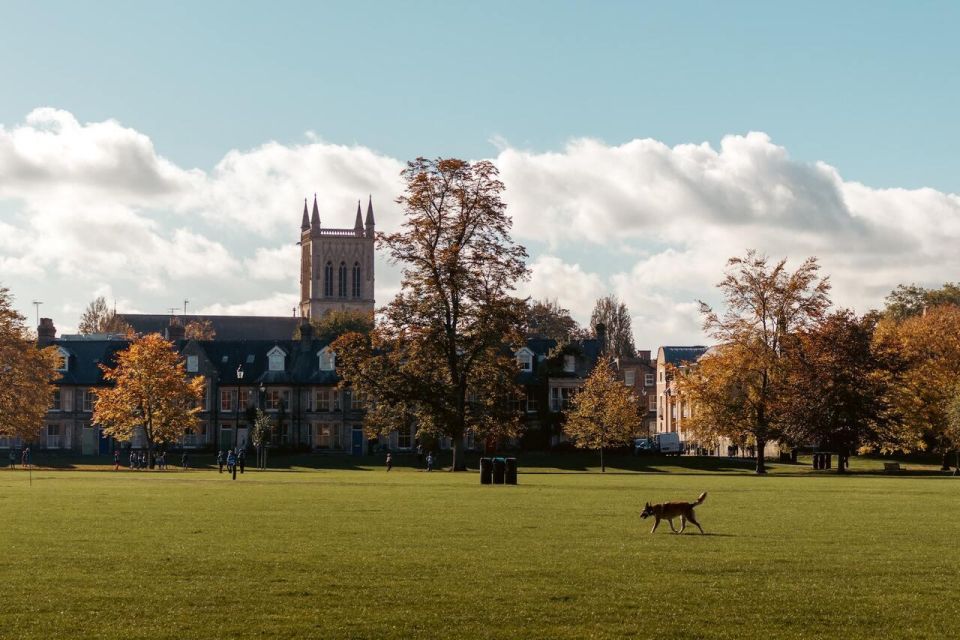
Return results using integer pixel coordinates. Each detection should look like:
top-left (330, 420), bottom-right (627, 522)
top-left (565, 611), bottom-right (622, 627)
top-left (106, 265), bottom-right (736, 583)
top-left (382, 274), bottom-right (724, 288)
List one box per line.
top-left (2, 1), bottom-right (959, 349)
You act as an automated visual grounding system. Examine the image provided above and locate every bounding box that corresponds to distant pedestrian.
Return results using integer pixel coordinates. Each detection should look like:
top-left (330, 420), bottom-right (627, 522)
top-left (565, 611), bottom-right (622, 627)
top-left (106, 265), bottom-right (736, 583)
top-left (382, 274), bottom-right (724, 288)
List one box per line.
top-left (386, 453), bottom-right (393, 472)
top-left (226, 450), bottom-right (237, 479)
top-left (129, 450), bottom-right (135, 469)
top-left (217, 450), bottom-right (224, 473)
top-left (238, 449), bottom-right (246, 474)
top-left (426, 452), bottom-right (434, 472)
top-left (113, 450), bottom-right (120, 471)
top-left (21, 447), bottom-right (30, 468)
top-left (9, 448), bottom-right (16, 468)
top-left (181, 451), bottom-right (189, 470)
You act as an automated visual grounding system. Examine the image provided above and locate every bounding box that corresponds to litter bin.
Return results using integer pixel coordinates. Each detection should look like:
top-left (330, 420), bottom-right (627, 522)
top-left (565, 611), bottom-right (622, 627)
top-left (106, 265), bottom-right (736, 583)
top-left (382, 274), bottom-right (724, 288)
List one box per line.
top-left (492, 457), bottom-right (506, 484)
top-left (479, 457), bottom-right (493, 485)
top-left (505, 457), bottom-right (518, 485)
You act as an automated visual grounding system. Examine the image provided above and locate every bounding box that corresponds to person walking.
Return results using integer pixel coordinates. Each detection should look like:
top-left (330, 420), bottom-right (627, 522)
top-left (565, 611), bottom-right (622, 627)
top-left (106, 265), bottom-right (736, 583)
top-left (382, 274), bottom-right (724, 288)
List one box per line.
top-left (226, 449), bottom-right (237, 480)
top-left (181, 451), bottom-right (189, 470)
top-left (238, 449), bottom-right (246, 474)
top-left (386, 452), bottom-right (393, 472)
top-left (426, 452), bottom-right (434, 472)
top-left (21, 447), bottom-right (31, 469)
top-left (113, 450), bottom-right (120, 471)
top-left (217, 450), bottom-right (224, 473)
top-left (9, 448), bottom-right (17, 468)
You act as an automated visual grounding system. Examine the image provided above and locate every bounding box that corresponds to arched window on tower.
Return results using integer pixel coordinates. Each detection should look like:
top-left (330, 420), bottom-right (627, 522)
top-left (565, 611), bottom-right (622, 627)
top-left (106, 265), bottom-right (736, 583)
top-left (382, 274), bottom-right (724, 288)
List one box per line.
top-left (352, 262), bottom-right (361, 298)
top-left (324, 261), bottom-right (333, 297)
top-left (338, 262), bottom-right (347, 297)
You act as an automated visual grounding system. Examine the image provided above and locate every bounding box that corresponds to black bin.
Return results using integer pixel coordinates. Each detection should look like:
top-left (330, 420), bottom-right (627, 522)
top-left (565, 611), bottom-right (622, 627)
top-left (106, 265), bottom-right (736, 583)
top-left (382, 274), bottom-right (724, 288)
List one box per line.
top-left (479, 457), bottom-right (493, 485)
top-left (505, 457), bottom-right (518, 485)
top-left (492, 457), bottom-right (506, 484)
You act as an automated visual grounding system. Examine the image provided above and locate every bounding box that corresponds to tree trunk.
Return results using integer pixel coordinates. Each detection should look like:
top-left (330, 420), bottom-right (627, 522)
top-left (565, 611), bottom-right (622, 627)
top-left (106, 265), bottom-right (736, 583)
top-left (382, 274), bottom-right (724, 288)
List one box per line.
top-left (755, 437), bottom-right (767, 474)
top-left (941, 451), bottom-right (951, 472)
top-left (600, 446), bottom-right (605, 473)
top-left (836, 447), bottom-right (847, 474)
top-left (451, 433), bottom-right (468, 471)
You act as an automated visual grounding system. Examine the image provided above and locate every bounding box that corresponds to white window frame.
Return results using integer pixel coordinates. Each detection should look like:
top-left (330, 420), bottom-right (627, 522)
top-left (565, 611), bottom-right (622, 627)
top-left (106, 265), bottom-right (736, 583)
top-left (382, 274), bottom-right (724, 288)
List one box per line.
top-left (563, 355), bottom-right (575, 373)
top-left (267, 346), bottom-right (286, 372)
top-left (318, 348), bottom-right (336, 371)
top-left (515, 348), bottom-right (534, 372)
top-left (648, 395), bottom-right (657, 411)
top-left (186, 355), bottom-right (199, 373)
top-left (624, 370), bottom-right (635, 386)
top-left (645, 373), bottom-right (655, 387)
top-left (55, 347), bottom-right (69, 372)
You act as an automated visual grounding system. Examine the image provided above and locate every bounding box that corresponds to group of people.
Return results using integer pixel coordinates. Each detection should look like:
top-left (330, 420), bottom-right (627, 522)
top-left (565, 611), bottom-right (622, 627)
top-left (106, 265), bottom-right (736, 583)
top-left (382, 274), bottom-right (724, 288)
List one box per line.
top-left (7, 448), bottom-right (30, 468)
top-left (217, 448), bottom-right (246, 477)
top-left (115, 449), bottom-right (189, 471)
top-left (385, 447), bottom-right (436, 472)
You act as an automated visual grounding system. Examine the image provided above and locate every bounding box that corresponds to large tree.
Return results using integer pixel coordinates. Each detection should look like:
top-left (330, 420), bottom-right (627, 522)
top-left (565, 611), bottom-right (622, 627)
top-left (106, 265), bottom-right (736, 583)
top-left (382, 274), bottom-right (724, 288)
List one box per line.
top-left (526, 298), bottom-right (585, 341)
top-left (690, 251), bottom-right (831, 474)
top-left (564, 356), bottom-right (642, 472)
top-left (78, 296), bottom-right (132, 335)
top-left (779, 310), bottom-right (890, 473)
top-left (0, 286), bottom-right (59, 442)
top-left (883, 283), bottom-right (960, 321)
top-left (333, 158), bottom-right (529, 471)
top-left (589, 295), bottom-right (636, 358)
top-left (93, 333), bottom-right (205, 466)
top-left (299, 309), bottom-right (374, 342)
top-left (873, 304), bottom-right (960, 470)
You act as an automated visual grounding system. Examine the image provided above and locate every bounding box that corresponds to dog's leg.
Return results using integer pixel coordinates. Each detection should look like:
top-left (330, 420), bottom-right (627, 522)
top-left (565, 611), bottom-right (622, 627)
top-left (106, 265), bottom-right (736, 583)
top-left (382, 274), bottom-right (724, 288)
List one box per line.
top-left (668, 519), bottom-right (678, 533)
top-left (688, 511), bottom-right (705, 534)
top-left (650, 517), bottom-right (660, 534)
top-left (679, 516), bottom-right (686, 534)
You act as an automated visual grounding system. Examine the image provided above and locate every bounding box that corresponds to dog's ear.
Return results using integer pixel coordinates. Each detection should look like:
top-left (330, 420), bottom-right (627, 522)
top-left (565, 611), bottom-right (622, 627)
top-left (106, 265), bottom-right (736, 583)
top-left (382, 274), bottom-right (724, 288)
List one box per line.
top-left (644, 502), bottom-right (650, 508)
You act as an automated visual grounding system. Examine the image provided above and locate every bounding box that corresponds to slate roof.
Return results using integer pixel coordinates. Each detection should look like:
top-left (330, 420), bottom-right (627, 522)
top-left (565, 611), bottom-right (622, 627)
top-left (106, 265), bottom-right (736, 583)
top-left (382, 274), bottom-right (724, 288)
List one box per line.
top-left (659, 346), bottom-right (709, 366)
top-left (119, 314), bottom-right (300, 341)
top-left (53, 339), bottom-right (130, 385)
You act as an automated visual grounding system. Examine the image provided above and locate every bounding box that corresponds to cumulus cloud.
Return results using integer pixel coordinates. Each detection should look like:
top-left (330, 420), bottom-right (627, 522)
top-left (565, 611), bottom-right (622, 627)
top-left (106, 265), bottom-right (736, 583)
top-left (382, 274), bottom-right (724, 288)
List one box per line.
top-left (2, 108), bottom-right (960, 349)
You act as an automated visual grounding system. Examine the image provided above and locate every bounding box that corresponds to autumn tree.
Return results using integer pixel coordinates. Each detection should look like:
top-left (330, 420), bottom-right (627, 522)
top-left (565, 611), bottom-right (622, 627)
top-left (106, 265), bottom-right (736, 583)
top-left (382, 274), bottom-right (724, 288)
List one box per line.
top-left (564, 356), bottom-right (642, 472)
top-left (299, 309), bottom-right (374, 342)
top-left (873, 304), bottom-right (960, 470)
top-left (691, 251), bottom-right (831, 474)
top-left (332, 158), bottom-right (529, 471)
top-left (78, 296), bottom-right (132, 335)
top-left (946, 390), bottom-right (960, 475)
top-left (93, 333), bottom-right (205, 466)
top-left (526, 298), bottom-right (585, 341)
top-left (883, 283), bottom-right (960, 321)
top-left (184, 319), bottom-right (216, 340)
top-left (590, 295), bottom-right (636, 358)
top-left (0, 286), bottom-right (59, 442)
top-left (779, 310), bottom-right (890, 473)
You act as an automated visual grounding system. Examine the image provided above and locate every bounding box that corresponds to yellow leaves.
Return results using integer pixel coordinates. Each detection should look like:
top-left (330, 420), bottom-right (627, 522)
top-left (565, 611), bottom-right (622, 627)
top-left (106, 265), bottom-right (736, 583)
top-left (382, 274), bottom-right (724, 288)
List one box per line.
top-left (93, 333), bottom-right (205, 446)
top-left (564, 357), bottom-right (642, 449)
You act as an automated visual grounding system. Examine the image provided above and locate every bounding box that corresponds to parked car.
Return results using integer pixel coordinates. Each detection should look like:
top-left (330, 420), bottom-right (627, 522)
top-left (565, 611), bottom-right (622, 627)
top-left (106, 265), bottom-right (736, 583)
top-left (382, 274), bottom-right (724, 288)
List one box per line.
top-left (653, 432), bottom-right (682, 456)
top-left (633, 438), bottom-right (654, 455)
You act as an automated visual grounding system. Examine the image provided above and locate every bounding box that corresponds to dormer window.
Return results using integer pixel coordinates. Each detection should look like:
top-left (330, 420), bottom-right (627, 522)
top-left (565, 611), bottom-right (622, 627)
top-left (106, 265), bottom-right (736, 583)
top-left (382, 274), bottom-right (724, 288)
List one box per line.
top-left (267, 346), bottom-right (286, 372)
top-left (563, 355), bottom-right (576, 373)
top-left (54, 347), bottom-right (70, 372)
top-left (186, 355), bottom-right (199, 373)
top-left (515, 348), bottom-right (534, 372)
top-left (318, 347), bottom-right (336, 371)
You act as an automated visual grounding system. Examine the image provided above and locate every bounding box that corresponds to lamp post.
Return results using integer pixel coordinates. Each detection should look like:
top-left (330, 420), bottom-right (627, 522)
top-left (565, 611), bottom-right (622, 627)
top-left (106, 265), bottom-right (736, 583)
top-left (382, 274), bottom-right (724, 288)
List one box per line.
top-left (235, 365), bottom-right (243, 480)
top-left (258, 383), bottom-right (266, 470)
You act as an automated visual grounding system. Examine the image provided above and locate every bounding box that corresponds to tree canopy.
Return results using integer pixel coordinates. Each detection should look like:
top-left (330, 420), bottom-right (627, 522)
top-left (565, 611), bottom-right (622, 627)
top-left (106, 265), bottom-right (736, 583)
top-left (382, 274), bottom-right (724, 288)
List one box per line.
top-left (0, 286), bottom-right (59, 441)
top-left (882, 283), bottom-right (960, 321)
top-left (589, 295), bottom-right (636, 358)
top-left (93, 333), bottom-right (205, 464)
top-left (526, 298), bottom-right (585, 341)
top-left (333, 158), bottom-right (529, 470)
top-left (78, 296), bottom-right (132, 335)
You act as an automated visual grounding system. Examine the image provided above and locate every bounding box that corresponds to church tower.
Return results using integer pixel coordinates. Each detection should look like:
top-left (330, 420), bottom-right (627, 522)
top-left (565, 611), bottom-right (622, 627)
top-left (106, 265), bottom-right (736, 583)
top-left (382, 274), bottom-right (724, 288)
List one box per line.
top-left (299, 194), bottom-right (376, 319)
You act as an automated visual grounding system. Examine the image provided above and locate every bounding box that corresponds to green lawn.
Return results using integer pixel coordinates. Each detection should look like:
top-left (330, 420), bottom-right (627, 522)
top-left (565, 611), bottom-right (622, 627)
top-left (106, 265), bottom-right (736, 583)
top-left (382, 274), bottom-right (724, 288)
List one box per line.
top-left (2, 454), bottom-right (959, 639)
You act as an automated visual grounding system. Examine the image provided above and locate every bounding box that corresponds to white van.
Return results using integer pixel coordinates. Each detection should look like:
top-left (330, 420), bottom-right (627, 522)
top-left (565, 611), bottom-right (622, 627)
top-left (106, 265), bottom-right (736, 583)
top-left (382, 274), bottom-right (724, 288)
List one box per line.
top-left (654, 432), bottom-right (681, 456)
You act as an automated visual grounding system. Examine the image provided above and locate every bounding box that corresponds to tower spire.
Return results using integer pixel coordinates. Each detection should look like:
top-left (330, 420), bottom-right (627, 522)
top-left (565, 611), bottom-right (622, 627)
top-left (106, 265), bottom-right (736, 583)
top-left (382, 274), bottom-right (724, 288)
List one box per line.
top-left (310, 193), bottom-right (320, 228)
top-left (354, 199), bottom-right (363, 234)
top-left (365, 195), bottom-right (375, 238)
top-left (301, 198), bottom-right (310, 231)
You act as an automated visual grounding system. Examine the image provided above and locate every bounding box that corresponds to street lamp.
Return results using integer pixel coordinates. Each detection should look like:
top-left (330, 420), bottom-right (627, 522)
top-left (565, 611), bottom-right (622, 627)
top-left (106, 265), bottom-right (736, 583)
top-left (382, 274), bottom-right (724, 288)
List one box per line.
top-left (235, 365), bottom-right (243, 480)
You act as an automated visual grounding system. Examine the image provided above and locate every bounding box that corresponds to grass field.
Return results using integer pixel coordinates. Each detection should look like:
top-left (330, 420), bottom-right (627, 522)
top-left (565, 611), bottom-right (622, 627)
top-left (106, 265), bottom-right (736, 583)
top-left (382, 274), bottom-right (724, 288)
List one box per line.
top-left (2, 454), bottom-right (960, 639)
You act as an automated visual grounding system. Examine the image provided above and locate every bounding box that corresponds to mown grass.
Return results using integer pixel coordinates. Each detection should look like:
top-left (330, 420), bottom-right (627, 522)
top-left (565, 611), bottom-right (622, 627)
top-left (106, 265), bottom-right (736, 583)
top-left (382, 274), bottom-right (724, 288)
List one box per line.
top-left (2, 455), bottom-right (959, 639)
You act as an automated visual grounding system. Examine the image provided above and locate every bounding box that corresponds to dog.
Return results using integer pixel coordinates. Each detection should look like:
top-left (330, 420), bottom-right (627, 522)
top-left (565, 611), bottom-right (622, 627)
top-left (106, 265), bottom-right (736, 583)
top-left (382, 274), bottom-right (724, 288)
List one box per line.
top-left (640, 492), bottom-right (707, 534)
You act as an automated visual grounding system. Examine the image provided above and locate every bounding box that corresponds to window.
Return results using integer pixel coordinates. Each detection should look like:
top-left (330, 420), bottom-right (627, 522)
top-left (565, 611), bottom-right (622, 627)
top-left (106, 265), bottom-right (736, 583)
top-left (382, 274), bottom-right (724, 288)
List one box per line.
top-left (526, 390), bottom-right (537, 413)
top-left (324, 261), bottom-right (334, 297)
top-left (659, 371), bottom-right (664, 382)
top-left (265, 389), bottom-right (286, 411)
top-left (315, 389), bottom-right (331, 412)
top-left (338, 262), bottom-right (347, 297)
top-left (54, 348), bottom-right (69, 372)
top-left (46, 424), bottom-right (63, 449)
top-left (397, 427), bottom-right (412, 450)
top-left (516, 349), bottom-right (533, 372)
top-left (317, 424), bottom-right (332, 448)
top-left (550, 387), bottom-right (575, 412)
top-left (645, 374), bottom-right (655, 387)
top-left (563, 355), bottom-right (575, 373)
top-left (351, 391), bottom-right (365, 411)
top-left (267, 347), bottom-right (286, 372)
top-left (239, 389), bottom-right (253, 409)
top-left (186, 355), bottom-right (199, 372)
top-left (648, 395), bottom-right (657, 411)
top-left (318, 348), bottom-right (336, 371)
top-left (624, 370), bottom-right (635, 386)
top-left (83, 389), bottom-right (96, 412)
top-left (352, 262), bottom-right (361, 298)
top-left (50, 389), bottom-right (62, 411)
top-left (220, 389), bottom-right (234, 412)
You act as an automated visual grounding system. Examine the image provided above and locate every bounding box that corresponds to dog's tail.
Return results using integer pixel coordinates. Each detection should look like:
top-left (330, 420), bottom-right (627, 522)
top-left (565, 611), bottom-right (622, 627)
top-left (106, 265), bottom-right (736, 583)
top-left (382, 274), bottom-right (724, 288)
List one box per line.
top-left (694, 492), bottom-right (707, 505)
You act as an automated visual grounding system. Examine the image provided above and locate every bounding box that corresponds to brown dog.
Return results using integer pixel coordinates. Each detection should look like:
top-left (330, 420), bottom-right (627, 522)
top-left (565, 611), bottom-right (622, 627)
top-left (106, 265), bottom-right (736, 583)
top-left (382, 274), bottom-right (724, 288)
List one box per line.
top-left (640, 492), bottom-right (707, 534)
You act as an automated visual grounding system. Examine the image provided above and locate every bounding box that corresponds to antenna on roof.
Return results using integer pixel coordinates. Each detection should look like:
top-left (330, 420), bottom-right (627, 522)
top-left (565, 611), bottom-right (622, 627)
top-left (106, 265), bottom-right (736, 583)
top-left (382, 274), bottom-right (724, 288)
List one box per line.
top-left (168, 307), bottom-right (177, 316)
top-left (184, 299), bottom-right (189, 316)
top-left (31, 300), bottom-right (42, 327)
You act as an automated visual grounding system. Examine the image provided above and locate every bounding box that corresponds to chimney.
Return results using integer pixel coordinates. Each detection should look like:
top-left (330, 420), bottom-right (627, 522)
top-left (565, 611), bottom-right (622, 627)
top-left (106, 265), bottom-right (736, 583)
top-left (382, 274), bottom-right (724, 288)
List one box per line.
top-left (166, 317), bottom-right (186, 342)
top-left (38, 317), bottom-right (56, 346)
top-left (638, 350), bottom-right (651, 363)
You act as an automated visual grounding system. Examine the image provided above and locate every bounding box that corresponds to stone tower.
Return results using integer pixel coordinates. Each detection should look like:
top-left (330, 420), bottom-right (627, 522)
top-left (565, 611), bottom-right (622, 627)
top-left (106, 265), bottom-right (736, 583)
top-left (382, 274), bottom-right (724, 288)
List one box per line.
top-left (299, 194), bottom-right (376, 319)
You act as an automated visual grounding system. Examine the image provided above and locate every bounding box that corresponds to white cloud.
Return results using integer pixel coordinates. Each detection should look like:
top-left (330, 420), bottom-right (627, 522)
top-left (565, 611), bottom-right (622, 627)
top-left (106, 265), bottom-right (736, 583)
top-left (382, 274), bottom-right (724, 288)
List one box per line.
top-left (3, 108), bottom-right (960, 349)
top-left (195, 292), bottom-right (299, 317)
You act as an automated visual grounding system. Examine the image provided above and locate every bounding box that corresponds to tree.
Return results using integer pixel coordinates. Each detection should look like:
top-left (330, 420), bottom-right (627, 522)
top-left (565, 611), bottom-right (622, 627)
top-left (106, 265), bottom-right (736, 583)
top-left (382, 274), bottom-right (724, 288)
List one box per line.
top-left (946, 389), bottom-right (960, 475)
top-left (0, 286), bottom-right (59, 442)
top-left (883, 283), bottom-right (960, 321)
top-left (564, 356), bottom-right (642, 472)
top-left (526, 298), bottom-right (585, 341)
top-left (779, 310), bottom-right (890, 473)
top-left (298, 309), bottom-right (374, 342)
top-left (690, 251), bottom-right (831, 474)
top-left (78, 296), bottom-right (132, 335)
top-left (251, 408), bottom-right (271, 470)
top-left (184, 319), bottom-right (216, 340)
top-left (332, 158), bottom-right (529, 471)
top-left (93, 333), bottom-right (205, 466)
top-left (873, 304), bottom-right (960, 470)
top-left (589, 295), bottom-right (636, 358)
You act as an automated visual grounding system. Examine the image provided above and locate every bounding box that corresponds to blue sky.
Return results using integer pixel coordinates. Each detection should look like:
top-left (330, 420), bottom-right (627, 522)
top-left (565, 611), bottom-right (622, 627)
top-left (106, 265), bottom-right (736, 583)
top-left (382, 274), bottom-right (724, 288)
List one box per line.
top-left (2, 2), bottom-right (959, 347)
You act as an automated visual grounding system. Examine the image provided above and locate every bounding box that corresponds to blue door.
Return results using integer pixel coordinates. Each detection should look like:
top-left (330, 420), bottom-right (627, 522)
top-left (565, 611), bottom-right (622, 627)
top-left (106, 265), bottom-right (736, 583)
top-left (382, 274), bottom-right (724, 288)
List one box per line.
top-left (98, 428), bottom-right (112, 455)
top-left (351, 428), bottom-right (364, 456)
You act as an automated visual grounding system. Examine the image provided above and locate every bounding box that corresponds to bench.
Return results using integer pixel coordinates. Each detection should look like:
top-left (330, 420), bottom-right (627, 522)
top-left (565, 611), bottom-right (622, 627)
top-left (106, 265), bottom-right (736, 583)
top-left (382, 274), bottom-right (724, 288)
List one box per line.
top-left (883, 462), bottom-right (903, 473)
